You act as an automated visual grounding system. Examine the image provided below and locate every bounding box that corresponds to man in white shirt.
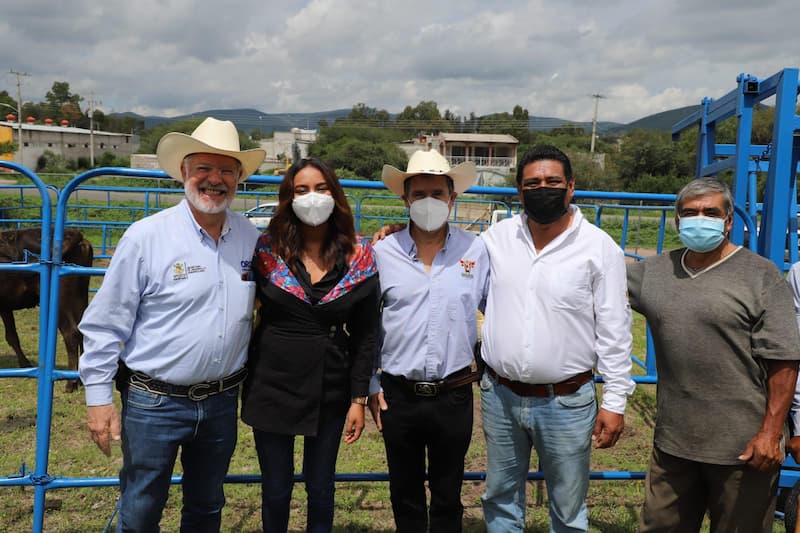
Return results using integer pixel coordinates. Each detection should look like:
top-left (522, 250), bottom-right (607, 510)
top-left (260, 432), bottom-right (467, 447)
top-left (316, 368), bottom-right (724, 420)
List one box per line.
top-left (480, 145), bottom-right (634, 532)
top-left (78, 118), bottom-right (265, 532)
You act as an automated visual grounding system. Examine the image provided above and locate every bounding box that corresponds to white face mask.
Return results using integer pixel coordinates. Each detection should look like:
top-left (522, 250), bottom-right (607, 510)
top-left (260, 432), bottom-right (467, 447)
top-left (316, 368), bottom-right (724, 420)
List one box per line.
top-left (409, 197), bottom-right (450, 232)
top-left (292, 192), bottom-right (335, 226)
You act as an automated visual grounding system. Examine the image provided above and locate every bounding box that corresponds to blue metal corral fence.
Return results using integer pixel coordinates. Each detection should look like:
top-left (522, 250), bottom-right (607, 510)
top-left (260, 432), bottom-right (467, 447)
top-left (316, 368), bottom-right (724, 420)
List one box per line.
top-left (2, 66), bottom-right (800, 531)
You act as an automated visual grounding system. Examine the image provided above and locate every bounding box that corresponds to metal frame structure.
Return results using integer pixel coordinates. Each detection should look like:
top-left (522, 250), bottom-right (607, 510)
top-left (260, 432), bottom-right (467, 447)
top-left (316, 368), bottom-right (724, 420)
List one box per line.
top-left (3, 68), bottom-right (800, 530)
top-left (672, 68), bottom-right (800, 271)
top-left (673, 68), bottom-right (800, 523)
top-left (1, 167), bottom-right (668, 531)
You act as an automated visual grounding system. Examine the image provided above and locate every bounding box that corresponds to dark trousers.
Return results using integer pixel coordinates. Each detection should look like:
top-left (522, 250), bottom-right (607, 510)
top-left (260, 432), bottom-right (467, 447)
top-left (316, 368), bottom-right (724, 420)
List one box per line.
top-left (380, 373), bottom-right (474, 533)
top-left (253, 402), bottom-right (347, 533)
top-left (639, 446), bottom-right (779, 533)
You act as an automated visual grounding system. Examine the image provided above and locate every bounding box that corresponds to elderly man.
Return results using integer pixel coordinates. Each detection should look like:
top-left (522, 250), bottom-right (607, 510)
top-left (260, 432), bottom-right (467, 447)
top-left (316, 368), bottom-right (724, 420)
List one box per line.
top-left (78, 117), bottom-right (265, 532)
top-left (628, 177), bottom-right (800, 532)
top-left (369, 149), bottom-right (489, 532)
top-left (479, 145), bottom-right (634, 532)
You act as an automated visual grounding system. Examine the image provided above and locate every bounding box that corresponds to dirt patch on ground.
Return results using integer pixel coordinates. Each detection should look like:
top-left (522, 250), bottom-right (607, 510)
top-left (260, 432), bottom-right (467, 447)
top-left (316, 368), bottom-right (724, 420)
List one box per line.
top-left (625, 247), bottom-right (660, 262)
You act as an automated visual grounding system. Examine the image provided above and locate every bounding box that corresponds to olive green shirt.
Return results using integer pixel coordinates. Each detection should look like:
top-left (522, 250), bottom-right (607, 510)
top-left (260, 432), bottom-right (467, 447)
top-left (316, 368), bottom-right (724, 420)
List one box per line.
top-left (628, 247), bottom-right (800, 464)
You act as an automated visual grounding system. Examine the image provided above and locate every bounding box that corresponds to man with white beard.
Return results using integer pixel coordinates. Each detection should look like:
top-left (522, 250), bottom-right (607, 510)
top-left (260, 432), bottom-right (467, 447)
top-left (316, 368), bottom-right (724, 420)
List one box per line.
top-left (78, 117), bottom-right (265, 532)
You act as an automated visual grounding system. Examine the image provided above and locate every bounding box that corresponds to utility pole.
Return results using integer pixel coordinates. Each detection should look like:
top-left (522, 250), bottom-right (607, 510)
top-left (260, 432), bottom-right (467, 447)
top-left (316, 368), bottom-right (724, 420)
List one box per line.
top-left (590, 93), bottom-right (605, 154)
top-left (87, 92), bottom-right (101, 167)
top-left (10, 69), bottom-right (30, 166)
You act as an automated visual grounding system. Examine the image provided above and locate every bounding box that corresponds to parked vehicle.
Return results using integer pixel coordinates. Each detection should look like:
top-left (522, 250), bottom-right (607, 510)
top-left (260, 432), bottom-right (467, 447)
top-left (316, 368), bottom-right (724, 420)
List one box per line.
top-left (243, 201), bottom-right (278, 229)
top-left (490, 208), bottom-right (514, 225)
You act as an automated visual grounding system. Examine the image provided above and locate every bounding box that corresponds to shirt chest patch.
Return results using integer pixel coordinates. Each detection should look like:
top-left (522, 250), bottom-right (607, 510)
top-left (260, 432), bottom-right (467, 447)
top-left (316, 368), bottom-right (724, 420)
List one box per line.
top-left (172, 262), bottom-right (207, 281)
top-left (459, 258), bottom-right (476, 278)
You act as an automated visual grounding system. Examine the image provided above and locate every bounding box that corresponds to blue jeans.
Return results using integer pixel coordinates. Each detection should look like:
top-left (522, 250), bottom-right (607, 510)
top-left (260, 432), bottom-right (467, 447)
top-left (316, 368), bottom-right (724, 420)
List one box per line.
top-left (253, 402), bottom-right (347, 533)
top-left (480, 370), bottom-right (596, 533)
top-left (117, 386), bottom-right (239, 533)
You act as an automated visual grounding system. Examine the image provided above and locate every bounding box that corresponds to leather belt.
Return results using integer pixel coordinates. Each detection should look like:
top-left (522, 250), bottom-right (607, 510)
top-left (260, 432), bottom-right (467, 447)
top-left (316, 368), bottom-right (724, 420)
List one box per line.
top-left (486, 366), bottom-right (593, 397)
top-left (126, 367), bottom-right (248, 401)
top-left (382, 366), bottom-right (480, 398)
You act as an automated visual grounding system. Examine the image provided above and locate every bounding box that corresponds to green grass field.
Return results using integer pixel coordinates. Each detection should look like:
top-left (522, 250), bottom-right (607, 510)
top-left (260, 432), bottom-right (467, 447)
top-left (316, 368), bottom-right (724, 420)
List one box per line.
top-left (0, 305), bottom-right (787, 532)
top-left (0, 181), bottom-right (783, 531)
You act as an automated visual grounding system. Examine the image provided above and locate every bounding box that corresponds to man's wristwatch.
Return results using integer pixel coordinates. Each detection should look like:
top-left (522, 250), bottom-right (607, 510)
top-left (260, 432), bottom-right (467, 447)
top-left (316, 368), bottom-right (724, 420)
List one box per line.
top-left (351, 396), bottom-right (368, 405)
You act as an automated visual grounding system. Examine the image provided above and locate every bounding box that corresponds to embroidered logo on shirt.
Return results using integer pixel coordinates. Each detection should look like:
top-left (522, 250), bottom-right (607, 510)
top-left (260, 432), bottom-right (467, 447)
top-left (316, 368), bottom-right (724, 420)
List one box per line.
top-left (459, 259), bottom-right (476, 278)
top-left (172, 263), bottom-right (207, 280)
top-left (172, 262), bottom-right (188, 280)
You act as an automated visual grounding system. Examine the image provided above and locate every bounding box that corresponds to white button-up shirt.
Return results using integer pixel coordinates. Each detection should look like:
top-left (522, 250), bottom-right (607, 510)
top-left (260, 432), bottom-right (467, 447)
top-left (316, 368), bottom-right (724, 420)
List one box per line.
top-left (480, 205), bottom-right (634, 414)
top-left (79, 199), bottom-right (260, 406)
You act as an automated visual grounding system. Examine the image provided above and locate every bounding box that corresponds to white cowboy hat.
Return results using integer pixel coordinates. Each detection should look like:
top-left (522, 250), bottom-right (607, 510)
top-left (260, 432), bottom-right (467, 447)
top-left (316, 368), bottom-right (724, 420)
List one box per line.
top-left (381, 149), bottom-right (477, 197)
top-left (156, 117), bottom-right (266, 183)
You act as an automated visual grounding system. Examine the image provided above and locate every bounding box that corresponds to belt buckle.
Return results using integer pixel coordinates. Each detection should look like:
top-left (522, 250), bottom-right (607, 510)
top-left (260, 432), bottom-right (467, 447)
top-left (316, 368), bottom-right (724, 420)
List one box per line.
top-left (414, 381), bottom-right (439, 397)
top-left (188, 382), bottom-right (212, 401)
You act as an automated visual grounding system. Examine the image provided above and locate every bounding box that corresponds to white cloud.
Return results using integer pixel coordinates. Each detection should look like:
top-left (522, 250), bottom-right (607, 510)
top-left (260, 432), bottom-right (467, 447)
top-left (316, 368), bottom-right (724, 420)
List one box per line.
top-left (1, 0), bottom-right (798, 124)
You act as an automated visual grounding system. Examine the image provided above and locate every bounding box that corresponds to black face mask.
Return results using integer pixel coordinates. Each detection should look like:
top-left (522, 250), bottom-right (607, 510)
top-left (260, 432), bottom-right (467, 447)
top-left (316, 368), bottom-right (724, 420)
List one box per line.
top-left (522, 187), bottom-right (568, 224)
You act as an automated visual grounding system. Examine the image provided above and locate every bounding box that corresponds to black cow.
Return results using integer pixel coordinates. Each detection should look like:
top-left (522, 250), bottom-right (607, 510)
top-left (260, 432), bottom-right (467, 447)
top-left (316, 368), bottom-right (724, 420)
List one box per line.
top-left (0, 228), bottom-right (94, 392)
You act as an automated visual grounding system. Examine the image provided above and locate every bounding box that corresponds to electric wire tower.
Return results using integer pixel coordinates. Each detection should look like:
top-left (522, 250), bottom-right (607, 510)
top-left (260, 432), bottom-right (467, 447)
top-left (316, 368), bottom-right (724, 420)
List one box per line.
top-left (589, 93), bottom-right (606, 153)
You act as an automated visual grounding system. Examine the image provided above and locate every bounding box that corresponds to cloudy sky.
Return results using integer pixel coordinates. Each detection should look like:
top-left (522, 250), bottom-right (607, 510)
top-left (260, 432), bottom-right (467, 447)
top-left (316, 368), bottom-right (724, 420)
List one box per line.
top-left (2, 0), bottom-right (798, 125)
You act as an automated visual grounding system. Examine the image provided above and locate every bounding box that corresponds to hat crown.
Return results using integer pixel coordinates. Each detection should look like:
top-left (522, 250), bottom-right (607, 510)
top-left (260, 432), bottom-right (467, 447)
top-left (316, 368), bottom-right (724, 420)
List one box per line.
top-left (189, 117), bottom-right (241, 152)
top-left (155, 116), bottom-right (265, 183)
top-left (406, 149), bottom-right (451, 174)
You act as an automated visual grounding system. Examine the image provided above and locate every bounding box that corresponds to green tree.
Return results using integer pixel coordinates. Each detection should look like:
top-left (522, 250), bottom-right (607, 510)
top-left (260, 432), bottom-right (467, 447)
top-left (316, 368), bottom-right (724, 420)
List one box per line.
top-left (311, 138), bottom-right (407, 180)
top-left (317, 125), bottom-right (404, 145)
top-left (396, 101), bottom-right (446, 133)
top-left (102, 114), bottom-right (145, 134)
top-left (337, 103), bottom-right (391, 127)
top-left (138, 118), bottom-right (206, 153)
top-left (612, 129), bottom-right (694, 192)
top-left (0, 140), bottom-right (17, 155)
top-left (0, 90), bottom-right (17, 116)
top-left (45, 81), bottom-right (83, 121)
top-left (137, 118), bottom-right (268, 154)
top-left (479, 105), bottom-right (530, 143)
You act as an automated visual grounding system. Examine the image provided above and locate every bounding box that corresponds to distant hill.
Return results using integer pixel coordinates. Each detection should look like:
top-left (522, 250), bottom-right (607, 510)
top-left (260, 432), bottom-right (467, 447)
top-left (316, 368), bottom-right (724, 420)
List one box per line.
top-left (111, 108), bottom-right (352, 134)
top-left (111, 105), bottom-right (705, 136)
top-left (607, 105), bottom-right (703, 134)
top-left (529, 116), bottom-right (622, 134)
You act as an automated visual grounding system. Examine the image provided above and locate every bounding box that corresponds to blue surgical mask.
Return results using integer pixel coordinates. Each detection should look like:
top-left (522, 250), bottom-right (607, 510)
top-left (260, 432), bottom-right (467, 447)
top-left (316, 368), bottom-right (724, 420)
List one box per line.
top-left (678, 215), bottom-right (726, 252)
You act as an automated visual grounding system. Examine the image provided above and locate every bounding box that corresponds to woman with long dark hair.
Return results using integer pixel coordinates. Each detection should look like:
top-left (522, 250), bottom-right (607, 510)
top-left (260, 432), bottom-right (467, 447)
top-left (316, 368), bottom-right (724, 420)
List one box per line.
top-left (241, 157), bottom-right (379, 532)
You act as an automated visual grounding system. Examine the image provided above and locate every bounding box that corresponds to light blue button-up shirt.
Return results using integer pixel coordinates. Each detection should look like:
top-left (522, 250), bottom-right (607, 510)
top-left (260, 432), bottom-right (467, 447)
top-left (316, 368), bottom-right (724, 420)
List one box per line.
top-left (79, 199), bottom-right (260, 406)
top-left (372, 224), bottom-right (489, 389)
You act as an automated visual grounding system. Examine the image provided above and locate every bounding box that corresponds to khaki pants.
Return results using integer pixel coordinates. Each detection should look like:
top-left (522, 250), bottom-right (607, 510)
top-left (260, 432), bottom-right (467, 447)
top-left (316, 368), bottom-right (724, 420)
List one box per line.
top-left (639, 446), bottom-right (779, 533)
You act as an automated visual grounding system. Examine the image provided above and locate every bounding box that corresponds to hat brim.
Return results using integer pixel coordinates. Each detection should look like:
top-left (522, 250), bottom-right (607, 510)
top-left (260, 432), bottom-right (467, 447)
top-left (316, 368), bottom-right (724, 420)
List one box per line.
top-left (156, 132), bottom-right (266, 183)
top-left (381, 161), bottom-right (477, 197)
